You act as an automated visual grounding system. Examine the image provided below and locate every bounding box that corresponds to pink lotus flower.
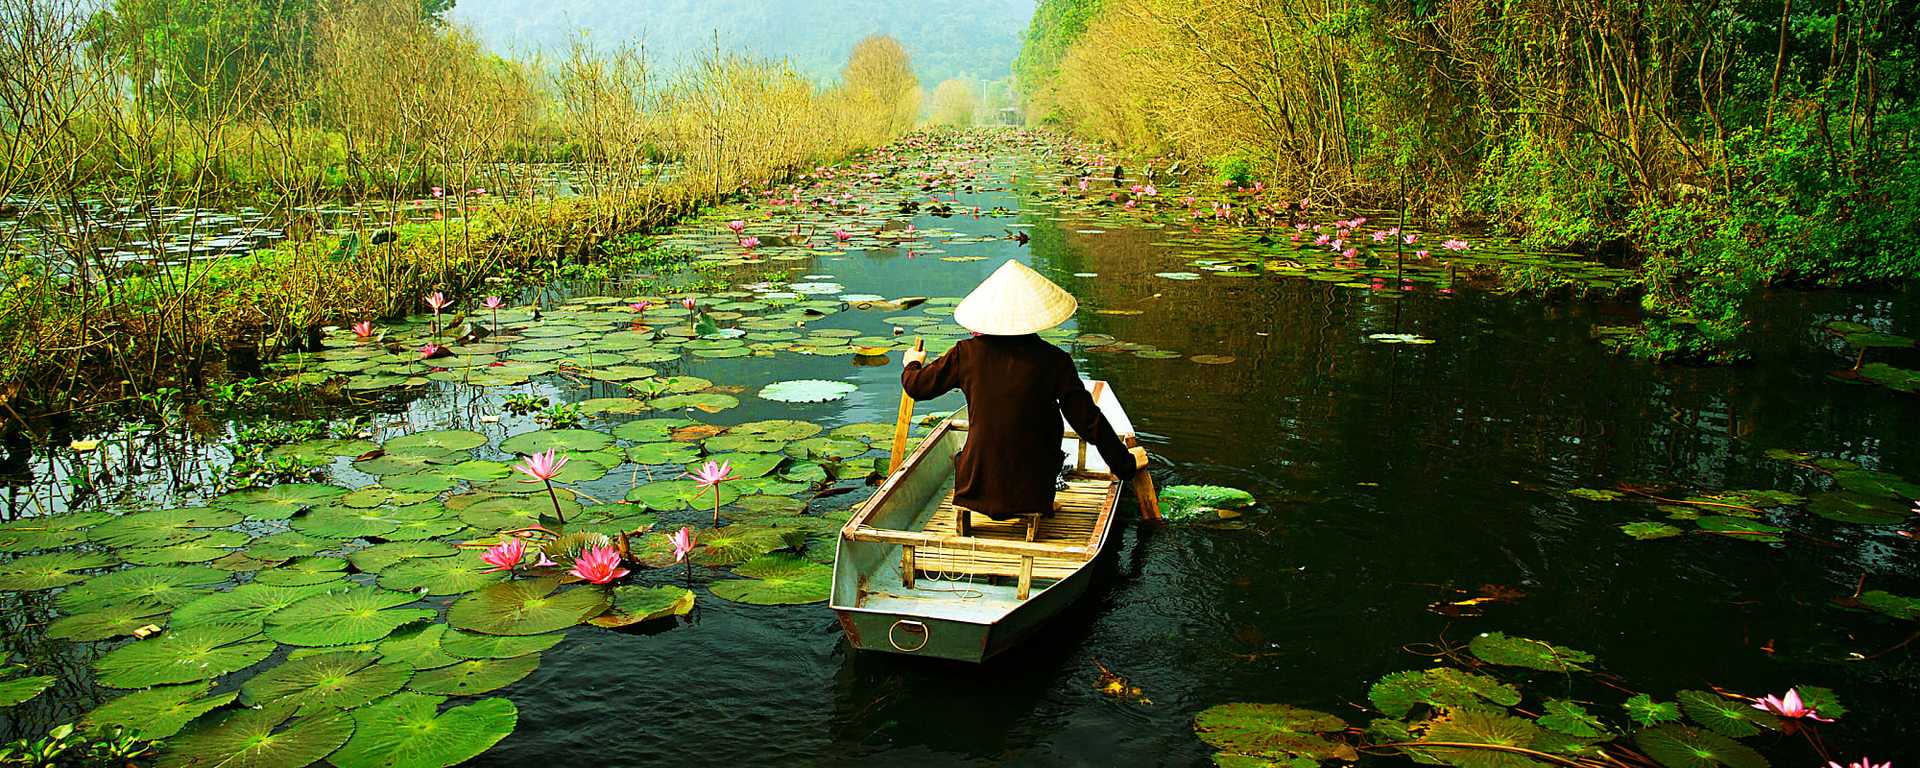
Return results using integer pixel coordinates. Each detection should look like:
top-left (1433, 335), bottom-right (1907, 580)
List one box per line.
top-left (727, 220), bottom-right (745, 234)
top-left (481, 296), bottom-right (502, 310)
top-left (515, 449), bottom-right (567, 482)
top-left (1827, 758), bottom-right (1891, 768)
top-left (1314, 234), bottom-right (1331, 246)
top-left (1341, 248), bottom-right (1358, 259)
top-left (1123, 200), bottom-right (1137, 210)
top-left (629, 301), bottom-right (651, 313)
top-left (740, 236), bottom-right (760, 249)
top-left (569, 544), bottom-right (629, 584)
top-left (681, 297), bottom-right (696, 311)
top-left (1415, 250), bottom-right (1431, 259)
top-left (419, 344), bottom-right (442, 360)
top-left (1076, 178), bottom-right (1089, 192)
top-left (692, 460), bottom-right (734, 525)
top-left (1442, 239), bottom-right (1470, 252)
top-left (1751, 688), bottom-right (1834, 721)
top-left (1372, 230), bottom-right (1390, 242)
top-left (431, 186), bottom-right (444, 198)
top-left (669, 526), bottom-right (697, 563)
top-left (425, 292), bottom-right (451, 312)
top-left (1404, 233), bottom-right (1419, 245)
top-left (835, 228), bottom-right (851, 242)
top-left (352, 321), bottom-right (375, 339)
top-left (479, 538), bottom-right (525, 573)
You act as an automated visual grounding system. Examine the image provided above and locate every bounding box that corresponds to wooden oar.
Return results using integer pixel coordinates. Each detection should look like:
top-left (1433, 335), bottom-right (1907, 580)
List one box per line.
top-left (888, 337), bottom-right (926, 475)
top-left (1130, 443), bottom-right (1161, 521)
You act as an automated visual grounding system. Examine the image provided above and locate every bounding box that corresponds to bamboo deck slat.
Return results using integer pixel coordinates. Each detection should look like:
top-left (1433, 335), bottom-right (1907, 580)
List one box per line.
top-left (910, 479), bottom-right (1112, 581)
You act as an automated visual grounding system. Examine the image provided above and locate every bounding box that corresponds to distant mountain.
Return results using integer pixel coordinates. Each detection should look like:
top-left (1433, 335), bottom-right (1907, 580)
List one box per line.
top-left (449, 0), bottom-right (1036, 85)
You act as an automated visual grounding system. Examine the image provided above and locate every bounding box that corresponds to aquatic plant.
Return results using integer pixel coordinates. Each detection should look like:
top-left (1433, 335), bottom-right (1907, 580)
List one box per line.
top-left (568, 544), bottom-right (630, 585)
top-left (482, 296), bottom-right (504, 330)
top-left (425, 292), bottom-right (453, 336)
top-left (1751, 689), bottom-right (1834, 722)
top-left (479, 539), bottom-right (528, 574)
top-left (669, 525), bottom-right (698, 582)
top-left (692, 460), bottom-right (737, 526)
top-left (513, 449), bottom-right (571, 524)
top-left (352, 321), bottom-right (376, 339)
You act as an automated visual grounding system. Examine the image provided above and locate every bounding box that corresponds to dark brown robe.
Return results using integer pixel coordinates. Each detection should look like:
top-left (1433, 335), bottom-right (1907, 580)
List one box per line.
top-left (902, 334), bottom-right (1135, 520)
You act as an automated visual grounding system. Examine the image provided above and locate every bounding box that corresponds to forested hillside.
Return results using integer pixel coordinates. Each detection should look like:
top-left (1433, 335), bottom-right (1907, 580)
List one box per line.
top-left (450, 0), bottom-right (1034, 84)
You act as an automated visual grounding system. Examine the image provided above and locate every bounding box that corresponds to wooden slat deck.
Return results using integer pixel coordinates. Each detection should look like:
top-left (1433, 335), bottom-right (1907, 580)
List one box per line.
top-left (911, 478), bottom-right (1114, 581)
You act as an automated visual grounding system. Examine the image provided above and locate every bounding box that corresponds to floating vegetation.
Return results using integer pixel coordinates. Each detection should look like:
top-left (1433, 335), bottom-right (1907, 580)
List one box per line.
top-left (1160, 485), bottom-right (1256, 522)
top-left (1194, 632), bottom-right (1837, 768)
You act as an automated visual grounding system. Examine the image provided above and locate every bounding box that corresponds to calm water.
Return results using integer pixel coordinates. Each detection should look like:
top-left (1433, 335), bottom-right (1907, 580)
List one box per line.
top-left (5, 137), bottom-right (1918, 766)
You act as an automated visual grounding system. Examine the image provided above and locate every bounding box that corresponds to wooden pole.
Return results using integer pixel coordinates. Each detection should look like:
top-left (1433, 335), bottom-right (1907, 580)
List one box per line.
top-left (1130, 446), bottom-right (1161, 522)
top-left (888, 337), bottom-right (926, 475)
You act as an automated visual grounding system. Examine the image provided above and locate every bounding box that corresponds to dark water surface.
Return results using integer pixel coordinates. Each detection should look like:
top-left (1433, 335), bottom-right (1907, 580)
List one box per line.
top-left (5, 137), bottom-right (1918, 767)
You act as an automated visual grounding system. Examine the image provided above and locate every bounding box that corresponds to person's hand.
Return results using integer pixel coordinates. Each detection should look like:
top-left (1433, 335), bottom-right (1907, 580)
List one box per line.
top-left (1130, 446), bottom-right (1149, 470)
top-left (903, 348), bottom-right (927, 367)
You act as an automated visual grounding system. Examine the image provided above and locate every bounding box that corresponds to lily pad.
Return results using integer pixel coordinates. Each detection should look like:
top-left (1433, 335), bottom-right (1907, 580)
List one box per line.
top-left (171, 583), bottom-right (338, 632)
top-left (1621, 522), bottom-right (1684, 540)
top-left (1367, 668), bottom-right (1520, 718)
top-left (1695, 516), bottom-right (1786, 542)
top-left (0, 675), bottom-right (56, 708)
top-left (0, 550), bottom-right (119, 591)
top-left (264, 586), bottom-right (436, 646)
top-left (759, 379), bottom-right (858, 403)
top-left (1625, 694), bottom-right (1685, 726)
top-left (47, 603), bottom-right (169, 641)
top-left (589, 585), bottom-right (695, 627)
top-left (214, 484), bottom-right (348, 520)
top-left (437, 629), bottom-right (566, 659)
top-left (1633, 725), bottom-right (1768, 768)
top-left (349, 541), bottom-right (458, 573)
top-left (1806, 492), bottom-right (1908, 524)
top-left (386, 430), bottom-right (489, 453)
top-left (709, 553), bottom-right (832, 605)
top-left (1418, 706), bottom-right (1547, 768)
top-left (82, 682), bottom-right (238, 740)
top-left (158, 701), bottom-right (356, 768)
top-left (1676, 690), bottom-right (1778, 738)
top-left (327, 692), bottom-right (517, 768)
top-left (1192, 703), bottom-right (1357, 762)
top-left (94, 623), bottom-right (275, 688)
top-left (1161, 485), bottom-right (1256, 522)
top-left (1468, 632), bottom-right (1593, 672)
top-left (378, 555), bottom-right (508, 596)
top-left (448, 576), bottom-right (610, 636)
top-left (406, 654), bottom-right (540, 696)
top-left (240, 651), bottom-right (413, 714)
top-left (1830, 470), bottom-right (1920, 501)
top-left (500, 428), bottom-right (615, 455)
top-left (59, 565), bottom-right (229, 613)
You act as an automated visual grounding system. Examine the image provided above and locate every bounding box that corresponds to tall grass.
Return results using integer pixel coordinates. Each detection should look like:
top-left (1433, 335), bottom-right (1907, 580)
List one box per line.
top-left (0, 0), bottom-right (921, 429)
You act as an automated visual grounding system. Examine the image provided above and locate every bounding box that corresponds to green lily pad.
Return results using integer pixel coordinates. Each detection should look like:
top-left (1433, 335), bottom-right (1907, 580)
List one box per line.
top-left (82, 682), bottom-right (236, 740)
top-left (625, 478), bottom-right (741, 511)
top-left (254, 556), bottom-right (349, 587)
top-left (171, 583), bottom-right (338, 632)
top-left (157, 701), bottom-right (356, 768)
top-left (759, 379), bottom-right (858, 403)
top-left (500, 428), bottom-right (615, 455)
top-left (1830, 470), bottom-right (1920, 500)
top-left (1161, 485), bottom-right (1256, 522)
top-left (94, 623), bottom-right (275, 688)
top-left (386, 430), bottom-right (488, 453)
top-left (377, 555), bottom-right (508, 596)
top-left (437, 629), bottom-right (566, 659)
top-left (1858, 362), bottom-right (1920, 393)
top-left (447, 576), bottom-right (610, 636)
top-left (125, 532), bottom-right (251, 565)
top-left (589, 585), bottom-right (695, 627)
top-left (1695, 516), bottom-right (1785, 542)
top-left (0, 675), bottom-right (57, 708)
top-left (1621, 522), bottom-right (1684, 540)
top-left (649, 392), bottom-right (739, 412)
top-left (1192, 703), bottom-right (1357, 762)
top-left (264, 586), bottom-right (436, 646)
top-left (1367, 668), bottom-right (1520, 718)
top-left (689, 526), bottom-right (793, 567)
top-left (407, 654), bottom-right (540, 696)
top-left (1677, 690), bottom-right (1778, 738)
top-left (240, 651), bottom-right (413, 714)
top-left (47, 603), bottom-right (169, 641)
top-left (610, 418), bottom-right (697, 442)
top-left (1633, 725), bottom-right (1768, 768)
top-left (290, 507), bottom-right (400, 540)
top-left (1806, 492), bottom-right (1908, 524)
top-left (59, 565), bottom-right (229, 613)
top-left (1468, 632), bottom-right (1593, 672)
top-left (376, 624), bottom-right (460, 671)
top-left (328, 692), bottom-right (517, 768)
top-left (0, 550), bottom-right (119, 591)
top-left (246, 532), bottom-right (332, 560)
top-left (688, 452), bottom-right (785, 480)
top-left (1567, 488), bottom-right (1625, 501)
top-left (627, 441), bottom-right (703, 465)
top-left (1625, 694), bottom-right (1685, 726)
top-left (710, 553), bottom-right (831, 605)
top-left (1854, 590), bottom-right (1920, 620)
top-left (1538, 700), bottom-right (1607, 737)
top-left (349, 541), bottom-right (458, 573)
top-left (1417, 707), bottom-right (1547, 768)
top-left (213, 484), bottom-right (349, 520)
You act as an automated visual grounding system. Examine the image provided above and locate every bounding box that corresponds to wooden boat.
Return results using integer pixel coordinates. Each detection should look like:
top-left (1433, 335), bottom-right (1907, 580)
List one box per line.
top-left (831, 380), bottom-right (1143, 663)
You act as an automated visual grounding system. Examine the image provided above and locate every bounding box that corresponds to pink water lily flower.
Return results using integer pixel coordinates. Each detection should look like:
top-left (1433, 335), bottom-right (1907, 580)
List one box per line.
top-left (692, 460), bottom-right (735, 525)
top-left (569, 544), bottom-right (629, 584)
top-left (419, 344), bottom-right (442, 360)
top-left (431, 186), bottom-right (444, 198)
top-left (1827, 758), bottom-right (1891, 768)
top-left (352, 320), bottom-right (375, 339)
top-left (681, 297), bottom-right (697, 311)
top-left (479, 538), bottom-right (525, 573)
top-left (425, 292), bottom-right (451, 312)
top-left (481, 296), bottom-right (503, 309)
top-left (1143, 184), bottom-right (1158, 196)
top-left (1751, 688), bottom-right (1834, 721)
top-left (515, 448), bottom-right (568, 482)
top-left (727, 220), bottom-right (745, 234)
top-left (669, 526), bottom-right (697, 563)
top-left (835, 228), bottom-right (852, 242)
top-left (629, 301), bottom-right (652, 313)
top-left (1076, 178), bottom-right (1089, 192)
top-left (1442, 239), bottom-right (1471, 251)
top-left (1404, 233), bottom-right (1419, 245)
top-left (741, 236), bottom-right (761, 249)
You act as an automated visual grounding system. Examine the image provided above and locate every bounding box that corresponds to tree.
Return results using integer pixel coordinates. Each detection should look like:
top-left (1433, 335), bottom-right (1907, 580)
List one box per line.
top-left (841, 34), bottom-right (919, 139)
top-left (927, 78), bottom-right (978, 126)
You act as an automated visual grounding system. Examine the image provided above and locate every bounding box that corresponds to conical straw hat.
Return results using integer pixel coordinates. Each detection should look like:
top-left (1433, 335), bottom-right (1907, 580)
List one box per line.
top-left (953, 260), bottom-right (1078, 335)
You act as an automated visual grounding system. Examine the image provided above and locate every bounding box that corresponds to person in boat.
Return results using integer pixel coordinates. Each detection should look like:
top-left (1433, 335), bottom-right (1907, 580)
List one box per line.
top-left (902, 260), bottom-right (1140, 535)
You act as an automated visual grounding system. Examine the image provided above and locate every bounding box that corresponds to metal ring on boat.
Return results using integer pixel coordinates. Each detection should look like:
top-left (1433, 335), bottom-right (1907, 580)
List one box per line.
top-left (888, 619), bottom-right (930, 652)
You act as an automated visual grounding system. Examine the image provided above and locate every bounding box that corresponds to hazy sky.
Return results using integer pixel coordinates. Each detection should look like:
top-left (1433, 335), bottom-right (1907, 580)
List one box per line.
top-left (449, 0), bottom-right (1039, 85)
